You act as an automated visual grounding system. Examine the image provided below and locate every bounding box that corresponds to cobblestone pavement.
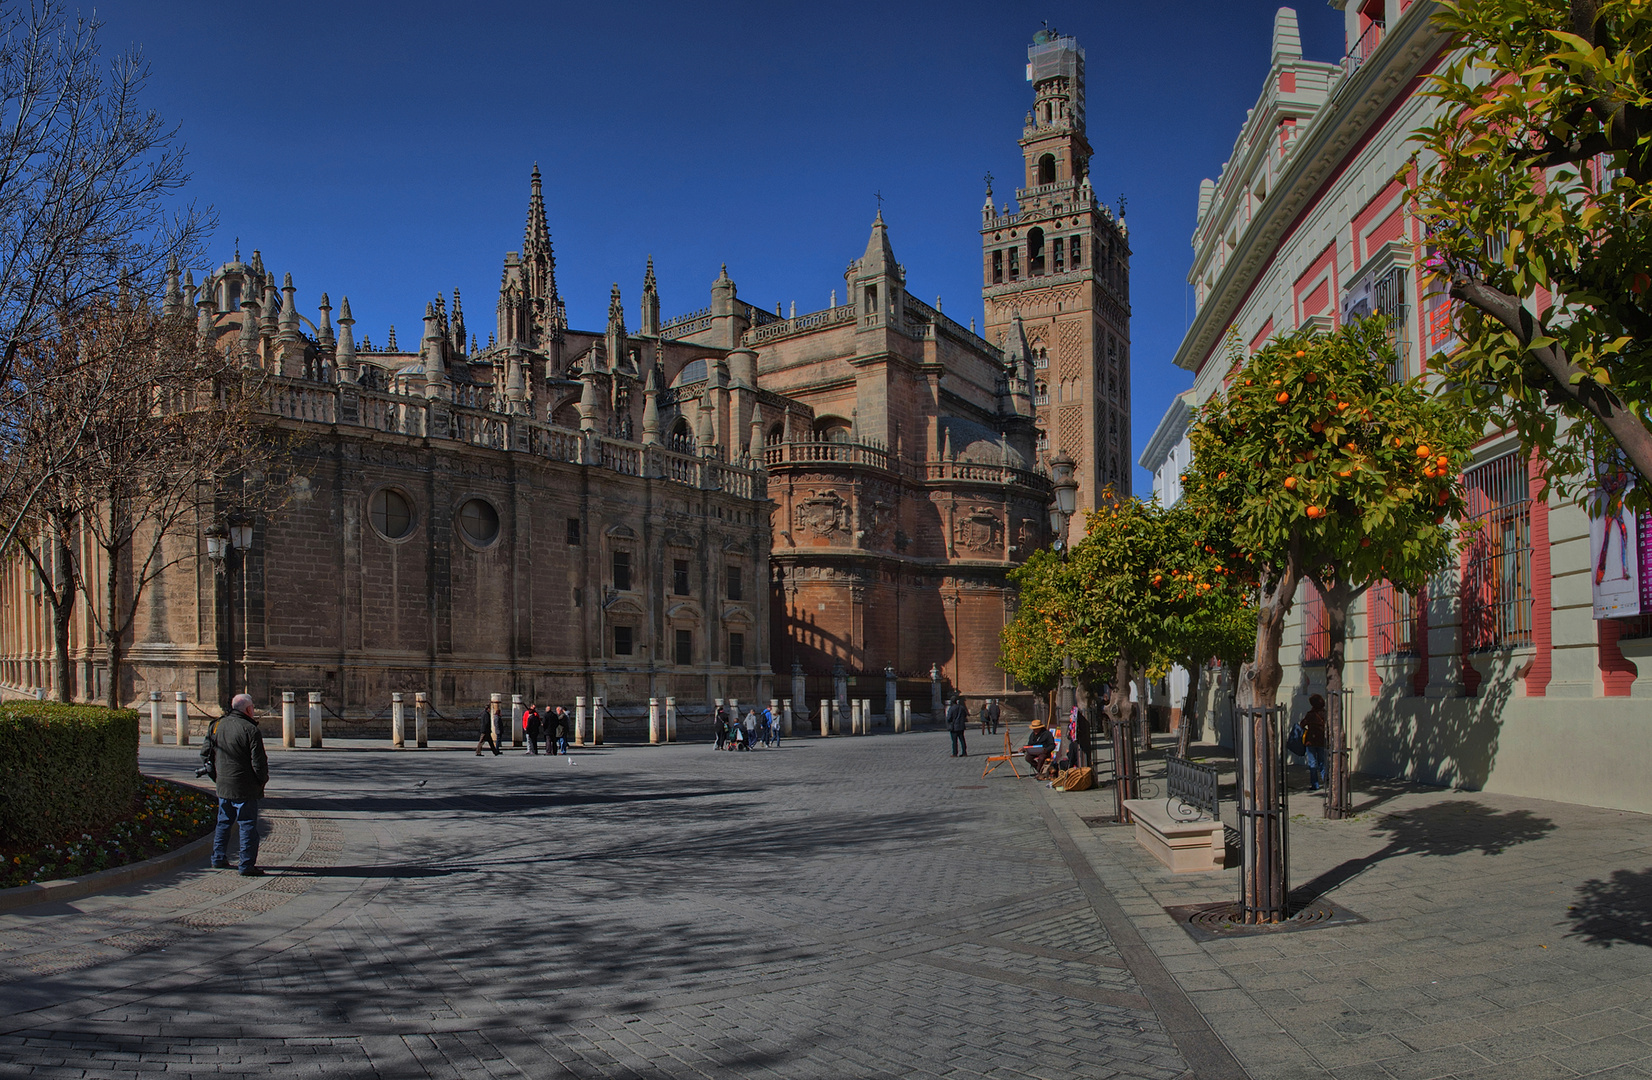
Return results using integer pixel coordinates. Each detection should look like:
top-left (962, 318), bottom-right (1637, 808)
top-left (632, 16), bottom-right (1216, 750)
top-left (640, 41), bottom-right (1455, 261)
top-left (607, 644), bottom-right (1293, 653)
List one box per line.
top-left (1051, 741), bottom-right (1652, 1080)
top-left (0, 732), bottom-right (1240, 1079)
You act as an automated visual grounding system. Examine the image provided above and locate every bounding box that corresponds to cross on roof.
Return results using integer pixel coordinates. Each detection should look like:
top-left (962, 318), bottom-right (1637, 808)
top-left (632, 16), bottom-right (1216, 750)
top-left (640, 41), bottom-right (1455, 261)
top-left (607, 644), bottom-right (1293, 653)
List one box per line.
top-left (874, 190), bottom-right (884, 211)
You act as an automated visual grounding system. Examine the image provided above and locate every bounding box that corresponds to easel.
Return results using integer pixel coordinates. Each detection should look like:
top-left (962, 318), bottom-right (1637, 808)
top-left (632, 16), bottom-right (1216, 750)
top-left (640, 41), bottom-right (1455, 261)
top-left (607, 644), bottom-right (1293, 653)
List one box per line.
top-left (982, 729), bottom-right (1022, 778)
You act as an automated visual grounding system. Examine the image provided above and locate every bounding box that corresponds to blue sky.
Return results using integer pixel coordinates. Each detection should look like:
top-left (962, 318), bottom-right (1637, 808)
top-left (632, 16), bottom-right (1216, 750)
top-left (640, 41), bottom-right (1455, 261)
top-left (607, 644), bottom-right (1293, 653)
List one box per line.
top-left (99, 1), bottom-right (1347, 491)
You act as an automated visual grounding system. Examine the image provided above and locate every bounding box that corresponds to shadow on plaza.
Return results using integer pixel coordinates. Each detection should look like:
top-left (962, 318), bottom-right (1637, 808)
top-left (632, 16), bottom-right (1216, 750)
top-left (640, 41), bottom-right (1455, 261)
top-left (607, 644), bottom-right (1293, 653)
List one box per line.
top-left (1291, 800), bottom-right (1555, 907)
top-left (267, 785), bottom-right (754, 816)
top-left (1566, 867), bottom-right (1652, 949)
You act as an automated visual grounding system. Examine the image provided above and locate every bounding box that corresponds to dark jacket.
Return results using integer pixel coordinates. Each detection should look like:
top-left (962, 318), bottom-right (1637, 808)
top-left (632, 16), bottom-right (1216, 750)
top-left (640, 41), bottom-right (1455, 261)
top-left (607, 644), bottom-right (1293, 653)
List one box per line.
top-left (1302, 707), bottom-right (1328, 750)
top-left (945, 701), bottom-right (968, 732)
top-left (985, 702), bottom-right (1001, 724)
top-left (524, 708), bottom-right (543, 736)
top-left (214, 709), bottom-right (268, 801)
top-left (1025, 727), bottom-right (1056, 752)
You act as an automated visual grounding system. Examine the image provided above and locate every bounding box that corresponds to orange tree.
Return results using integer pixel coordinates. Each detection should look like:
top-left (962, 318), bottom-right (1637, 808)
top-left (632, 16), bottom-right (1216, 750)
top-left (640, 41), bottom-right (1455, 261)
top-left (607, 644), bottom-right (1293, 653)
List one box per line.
top-left (1186, 317), bottom-right (1473, 823)
top-left (999, 547), bottom-right (1070, 704)
top-left (1411, 0), bottom-right (1652, 502)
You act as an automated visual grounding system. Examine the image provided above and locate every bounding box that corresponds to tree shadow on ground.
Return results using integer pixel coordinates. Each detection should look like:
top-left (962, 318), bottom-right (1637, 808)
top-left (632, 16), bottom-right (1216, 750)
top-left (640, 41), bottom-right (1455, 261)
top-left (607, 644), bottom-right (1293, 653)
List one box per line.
top-left (1566, 867), bottom-right (1652, 948)
top-left (1291, 800), bottom-right (1555, 906)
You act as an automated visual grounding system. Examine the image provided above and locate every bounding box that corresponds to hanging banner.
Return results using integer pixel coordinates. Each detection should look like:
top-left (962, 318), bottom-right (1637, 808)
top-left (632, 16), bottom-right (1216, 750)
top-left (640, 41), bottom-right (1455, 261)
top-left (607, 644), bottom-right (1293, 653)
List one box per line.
top-left (1642, 509), bottom-right (1652, 614)
top-left (1591, 473), bottom-right (1640, 619)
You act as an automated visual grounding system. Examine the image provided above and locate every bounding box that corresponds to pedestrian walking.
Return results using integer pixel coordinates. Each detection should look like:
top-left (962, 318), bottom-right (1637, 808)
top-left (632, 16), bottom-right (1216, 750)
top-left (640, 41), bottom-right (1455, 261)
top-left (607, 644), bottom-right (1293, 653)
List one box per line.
top-left (1303, 694), bottom-right (1329, 792)
top-left (524, 703), bottom-right (543, 755)
top-left (978, 700), bottom-right (990, 735)
top-left (760, 704), bottom-right (774, 747)
top-left (946, 695), bottom-right (969, 757)
top-left (475, 705), bottom-right (501, 756)
top-left (714, 704), bottom-right (729, 750)
top-left (744, 708), bottom-right (758, 750)
top-left (208, 693), bottom-right (269, 877)
top-left (550, 706), bottom-right (570, 754)
top-left (986, 698), bottom-right (1001, 735)
top-left (767, 706), bottom-right (781, 747)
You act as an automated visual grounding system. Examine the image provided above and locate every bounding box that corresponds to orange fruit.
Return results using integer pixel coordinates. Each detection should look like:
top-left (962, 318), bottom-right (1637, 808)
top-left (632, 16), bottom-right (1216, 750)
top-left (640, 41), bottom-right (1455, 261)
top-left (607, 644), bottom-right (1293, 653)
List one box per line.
top-left (1277, 391), bottom-right (1290, 404)
top-left (1295, 350), bottom-right (1307, 358)
top-left (1337, 402), bottom-right (1350, 411)
top-left (1417, 444), bottom-right (1431, 457)
top-left (1306, 505), bottom-right (1323, 518)
top-left (1436, 455), bottom-right (1448, 468)
top-left (1339, 469), bottom-right (1352, 477)
top-left (1305, 372), bottom-right (1318, 383)
top-left (1310, 421), bottom-right (1324, 433)
top-left (1284, 476), bottom-right (1297, 489)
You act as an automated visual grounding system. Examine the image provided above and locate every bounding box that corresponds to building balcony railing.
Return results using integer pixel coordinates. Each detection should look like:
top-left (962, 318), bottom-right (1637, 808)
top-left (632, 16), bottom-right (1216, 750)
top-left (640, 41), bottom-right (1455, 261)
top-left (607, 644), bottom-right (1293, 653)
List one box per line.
top-left (265, 375), bottom-right (764, 499)
top-left (763, 438), bottom-right (1052, 494)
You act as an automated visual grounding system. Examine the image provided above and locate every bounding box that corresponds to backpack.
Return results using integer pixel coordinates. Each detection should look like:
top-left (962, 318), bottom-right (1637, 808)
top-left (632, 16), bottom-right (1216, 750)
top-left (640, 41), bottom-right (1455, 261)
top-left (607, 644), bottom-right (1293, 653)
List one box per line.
top-left (1285, 721), bottom-right (1306, 757)
top-left (196, 718), bottom-right (220, 781)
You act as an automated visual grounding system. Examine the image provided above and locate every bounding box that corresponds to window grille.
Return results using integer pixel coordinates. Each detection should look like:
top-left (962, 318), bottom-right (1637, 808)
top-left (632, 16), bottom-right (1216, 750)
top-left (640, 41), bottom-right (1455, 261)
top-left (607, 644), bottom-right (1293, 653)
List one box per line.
top-left (1370, 580), bottom-right (1417, 657)
top-left (1461, 452), bottom-right (1533, 651)
top-left (1301, 580), bottom-right (1329, 663)
top-left (1372, 266), bottom-right (1410, 382)
top-left (1619, 612), bottom-right (1652, 640)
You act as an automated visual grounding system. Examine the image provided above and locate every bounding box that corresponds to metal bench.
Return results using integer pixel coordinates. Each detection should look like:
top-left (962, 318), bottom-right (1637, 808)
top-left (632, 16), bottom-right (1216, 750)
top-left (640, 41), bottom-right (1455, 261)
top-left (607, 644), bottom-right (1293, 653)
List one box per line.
top-left (1165, 754), bottom-right (1220, 821)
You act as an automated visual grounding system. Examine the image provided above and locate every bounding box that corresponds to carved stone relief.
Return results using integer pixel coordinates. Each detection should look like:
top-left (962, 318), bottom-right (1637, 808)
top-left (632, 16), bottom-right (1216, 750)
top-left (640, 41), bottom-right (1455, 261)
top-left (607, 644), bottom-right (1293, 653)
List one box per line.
top-left (795, 489), bottom-right (849, 540)
top-left (954, 505), bottom-right (1004, 554)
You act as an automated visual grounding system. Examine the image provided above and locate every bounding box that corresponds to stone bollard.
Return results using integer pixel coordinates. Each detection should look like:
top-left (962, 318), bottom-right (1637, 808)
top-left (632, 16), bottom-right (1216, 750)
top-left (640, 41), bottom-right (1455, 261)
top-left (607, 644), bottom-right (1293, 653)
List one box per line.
top-left (149, 691), bottom-right (163, 744)
top-left (489, 693), bottom-right (502, 743)
top-left (175, 691), bottom-right (189, 746)
top-left (769, 699), bottom-right (779, 741)
top-left (782, 698), bottom-right (793, 737)
top-left (885, 666), bottom-right (897, 732)
top-left (392, 692), bottom-right (405, 748)
top-left (592, 695), bottom-right (604, 744)
top-left (649, 697), bottom-right (662, 744)
top-left (511, 693), bottom-right (524, 747)
top-left (282, 691), bottom-right (297, 748)
top-left (863, 698), bottom-right (873, 733)
top-left (830, 699), bottom-right (842, 736)
top-left (309, 691), bottom-right (324, 747)
top-left (414, 692), bottom-right (429, 748)
top-left (903, 699), bottom-right (912, 732)
top-left (818, 699), bottom-right (829, 737)
top-left (666, 696), bottom-right (677, 742)
top-left (574, 695), bottom-right (587, 746)
top-left (851, 698), bottom-right (863, 736)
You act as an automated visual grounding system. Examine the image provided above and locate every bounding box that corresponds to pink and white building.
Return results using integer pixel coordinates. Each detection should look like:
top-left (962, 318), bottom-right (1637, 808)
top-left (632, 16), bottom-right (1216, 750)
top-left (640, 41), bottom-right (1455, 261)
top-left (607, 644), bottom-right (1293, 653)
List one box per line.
top-left (1145, 2), bottom-right (1652, 812)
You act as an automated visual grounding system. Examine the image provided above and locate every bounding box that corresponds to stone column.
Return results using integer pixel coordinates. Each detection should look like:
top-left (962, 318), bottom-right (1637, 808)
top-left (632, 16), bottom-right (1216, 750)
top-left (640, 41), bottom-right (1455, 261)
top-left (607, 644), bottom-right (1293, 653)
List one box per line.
top-left (149, 691), bottom-right (163, 745)
top-left (574, 695), bottom-right (587, 746)
top-left (282, 691), bottom-right (297, 748)
top-left (885, 667), bottom-right (897, 731)
top-left (414, 692), bottom-right (429, 748)
top-left (649, 698), bottom-right (662, 744)
top-left (592, 696), bottom-right (604, 744)
top-left (392, 692), bottom-right (405, 748)
top-left (490, 693), bottom-right (502, 743)
top-left (308, 691), bottom-right (323, 747)
top-left (175, 691), bottom-right (189, 746)
top-left (666, 697), bottom-right (677, 742)
top-left (511, 693), bottom-right (524, 747)
top-left (930, 663), bottom-right (943, 721)
top-left (782, 698), bottom-right (793, 737)
top-left (790, 661), bottom-right (806, 729)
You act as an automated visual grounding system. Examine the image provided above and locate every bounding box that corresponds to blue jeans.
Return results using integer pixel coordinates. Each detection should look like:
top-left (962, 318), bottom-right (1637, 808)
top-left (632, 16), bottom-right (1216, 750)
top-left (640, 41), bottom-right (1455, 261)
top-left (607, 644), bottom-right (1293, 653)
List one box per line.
top-left (213, 798), bottom-right (260, 870)
top-left (1304, 747), bottom-right (1326, 790)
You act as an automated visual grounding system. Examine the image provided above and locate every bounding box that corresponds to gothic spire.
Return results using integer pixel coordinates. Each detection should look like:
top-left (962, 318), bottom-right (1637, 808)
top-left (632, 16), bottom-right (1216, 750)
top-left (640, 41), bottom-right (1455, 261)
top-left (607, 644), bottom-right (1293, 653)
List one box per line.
top-left (523, 163), bottom-right (557, 301)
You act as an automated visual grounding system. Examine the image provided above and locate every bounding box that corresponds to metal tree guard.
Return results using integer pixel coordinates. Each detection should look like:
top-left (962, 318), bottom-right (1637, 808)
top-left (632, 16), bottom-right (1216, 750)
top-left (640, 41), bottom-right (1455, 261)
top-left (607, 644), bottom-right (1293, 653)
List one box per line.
top-left (1236, 704), bottom-right (1289, 923)
top-left (1110, 705), bottom-right (1141, 822)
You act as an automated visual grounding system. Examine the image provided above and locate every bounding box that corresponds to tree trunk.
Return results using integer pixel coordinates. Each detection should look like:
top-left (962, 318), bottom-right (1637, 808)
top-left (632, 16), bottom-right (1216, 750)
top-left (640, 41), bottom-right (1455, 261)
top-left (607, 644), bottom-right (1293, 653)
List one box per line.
top-left (1109, 653), bottom-right (1139, 821)
top-left (1316, 576), bottom-right (1364, 820)
top-left (1175, 660), bottom-right (1200, 759)
top-left (1136, 675), bottom-right (1152, 752)
top-left (105, 537), bottom-right (123, 709)
top-left (51, 527), bottom-right (75, 703)
top-left (1238, 549), bottom-right (1302, 924)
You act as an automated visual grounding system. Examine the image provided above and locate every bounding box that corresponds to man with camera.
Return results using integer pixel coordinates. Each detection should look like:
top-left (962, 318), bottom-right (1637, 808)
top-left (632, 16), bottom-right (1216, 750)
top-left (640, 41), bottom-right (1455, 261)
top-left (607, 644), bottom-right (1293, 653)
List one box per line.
top-left (203, 693), bottom-right (269, 876)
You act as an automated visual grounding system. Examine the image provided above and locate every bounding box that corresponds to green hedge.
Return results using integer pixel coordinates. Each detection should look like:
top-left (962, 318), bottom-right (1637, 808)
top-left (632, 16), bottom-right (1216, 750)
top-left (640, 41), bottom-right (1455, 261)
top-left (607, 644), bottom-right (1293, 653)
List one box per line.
top-left (0, 702), bottom-right (141, 849)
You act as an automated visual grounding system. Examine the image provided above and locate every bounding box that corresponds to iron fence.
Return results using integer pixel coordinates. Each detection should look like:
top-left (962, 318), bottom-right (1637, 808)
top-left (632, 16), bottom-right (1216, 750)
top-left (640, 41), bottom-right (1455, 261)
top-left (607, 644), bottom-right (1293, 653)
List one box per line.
top-left (1236, 704), bottom-right (1289, 923)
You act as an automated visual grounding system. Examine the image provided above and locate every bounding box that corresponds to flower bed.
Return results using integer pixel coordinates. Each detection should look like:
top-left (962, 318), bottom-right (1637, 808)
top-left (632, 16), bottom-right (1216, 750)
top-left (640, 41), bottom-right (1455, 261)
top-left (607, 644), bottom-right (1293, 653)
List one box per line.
top-left (1, 776), bottom-right (216, 889)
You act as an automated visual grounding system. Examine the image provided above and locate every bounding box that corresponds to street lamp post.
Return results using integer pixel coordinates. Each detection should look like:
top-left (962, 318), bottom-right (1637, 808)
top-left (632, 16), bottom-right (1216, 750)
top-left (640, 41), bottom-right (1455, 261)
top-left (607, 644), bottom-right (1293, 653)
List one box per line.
top-left (1046, 453), bottom-right (1083, 758)
top-left (205, 517), bottom-right (255, 702)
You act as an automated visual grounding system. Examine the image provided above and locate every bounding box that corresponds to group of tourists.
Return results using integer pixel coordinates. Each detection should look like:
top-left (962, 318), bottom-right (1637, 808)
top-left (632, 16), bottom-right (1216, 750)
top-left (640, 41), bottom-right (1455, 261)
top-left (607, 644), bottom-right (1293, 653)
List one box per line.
top-left (714, 702), bottom-right (780, 751)
top-left (475, 703), bottom-right (572, 756)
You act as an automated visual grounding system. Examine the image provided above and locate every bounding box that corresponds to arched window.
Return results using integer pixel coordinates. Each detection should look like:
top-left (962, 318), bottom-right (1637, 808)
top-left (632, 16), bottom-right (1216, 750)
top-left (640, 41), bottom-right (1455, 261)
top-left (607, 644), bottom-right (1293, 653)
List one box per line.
top-left (1037, 153), bottom-right (1056, 185)
top-left (813, 416), bottom-right (851, 442)
top-left (1028, 227), bottom-right (1046, 276)
top-left (669, 417), bottom-right (694, 454)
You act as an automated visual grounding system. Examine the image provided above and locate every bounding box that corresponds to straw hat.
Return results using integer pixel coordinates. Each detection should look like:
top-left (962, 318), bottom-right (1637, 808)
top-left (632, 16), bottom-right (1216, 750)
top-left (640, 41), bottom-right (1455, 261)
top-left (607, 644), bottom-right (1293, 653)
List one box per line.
top-left (1029, 717), bottom-right (1047, 730)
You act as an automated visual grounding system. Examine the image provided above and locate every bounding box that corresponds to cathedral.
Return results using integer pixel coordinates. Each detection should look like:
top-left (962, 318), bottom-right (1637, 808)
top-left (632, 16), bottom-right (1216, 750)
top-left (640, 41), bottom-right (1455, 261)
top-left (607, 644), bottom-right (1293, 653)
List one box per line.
top-left (0, 31), bottom-right (1129, 731)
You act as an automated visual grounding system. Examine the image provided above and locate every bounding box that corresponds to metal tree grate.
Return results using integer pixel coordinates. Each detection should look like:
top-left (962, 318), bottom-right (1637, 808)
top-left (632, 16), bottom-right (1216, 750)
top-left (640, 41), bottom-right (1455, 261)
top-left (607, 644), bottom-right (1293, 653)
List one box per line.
top-left (1168, 899), bottom-right (1367, 942)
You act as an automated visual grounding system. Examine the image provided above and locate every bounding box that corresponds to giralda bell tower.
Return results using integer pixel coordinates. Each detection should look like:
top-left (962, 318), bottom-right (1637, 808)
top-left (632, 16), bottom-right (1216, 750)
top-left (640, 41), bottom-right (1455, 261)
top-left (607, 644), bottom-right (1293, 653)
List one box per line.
top-left (981, 29), bottom-right (1132, 509)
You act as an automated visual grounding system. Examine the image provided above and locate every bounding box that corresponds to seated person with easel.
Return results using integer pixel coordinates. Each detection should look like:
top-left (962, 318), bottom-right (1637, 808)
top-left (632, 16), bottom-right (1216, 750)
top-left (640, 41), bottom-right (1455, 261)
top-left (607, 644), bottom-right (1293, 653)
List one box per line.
top-left (1023, 718), bottom-right (1058, 778)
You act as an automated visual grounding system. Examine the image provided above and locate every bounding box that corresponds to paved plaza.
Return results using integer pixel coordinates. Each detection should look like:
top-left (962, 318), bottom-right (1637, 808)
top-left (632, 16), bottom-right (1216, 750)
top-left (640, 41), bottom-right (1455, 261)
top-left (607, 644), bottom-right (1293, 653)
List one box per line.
top-left (2, 729), bottom-right (1652, 1079)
